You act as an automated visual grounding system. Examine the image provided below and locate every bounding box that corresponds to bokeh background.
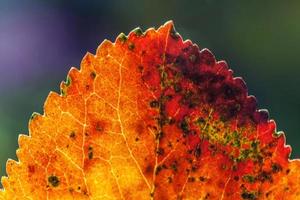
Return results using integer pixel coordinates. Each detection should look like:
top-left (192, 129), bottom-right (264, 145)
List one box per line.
top-left (0, 0), bottom-right (300, 181)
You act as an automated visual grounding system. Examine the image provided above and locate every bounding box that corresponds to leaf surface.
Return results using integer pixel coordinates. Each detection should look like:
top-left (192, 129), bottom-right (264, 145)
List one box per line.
top-left (1, 21), bottom-right (299, 200)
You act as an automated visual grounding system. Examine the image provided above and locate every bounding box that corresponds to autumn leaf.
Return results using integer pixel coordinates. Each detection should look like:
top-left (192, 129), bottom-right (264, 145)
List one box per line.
top-left (0, 21), bottom-right (299, 200)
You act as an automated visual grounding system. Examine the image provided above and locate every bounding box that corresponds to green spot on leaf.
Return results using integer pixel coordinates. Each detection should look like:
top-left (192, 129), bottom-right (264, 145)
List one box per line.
top-left (133, 27), bottom-right (144, 36)
top-left (118, 33), bottom-right (127, 43)
top-left (65, 76), bottom-right (71, 87)
top-left (243, 174), bottom-right (255, 183)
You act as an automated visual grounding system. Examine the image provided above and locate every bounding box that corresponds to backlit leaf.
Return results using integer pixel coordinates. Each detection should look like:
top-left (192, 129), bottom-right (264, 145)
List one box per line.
top-left (0, 21), bottom-right (299, 200)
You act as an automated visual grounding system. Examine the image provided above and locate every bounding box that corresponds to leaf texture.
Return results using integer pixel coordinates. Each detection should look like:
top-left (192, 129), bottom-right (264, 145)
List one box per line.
top-left (0, 21), bottom-right (299, 200)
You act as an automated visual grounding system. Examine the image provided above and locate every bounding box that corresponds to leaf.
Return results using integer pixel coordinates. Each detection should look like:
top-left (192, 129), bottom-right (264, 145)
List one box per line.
top-left (0, 21), bottom-right (299, 200)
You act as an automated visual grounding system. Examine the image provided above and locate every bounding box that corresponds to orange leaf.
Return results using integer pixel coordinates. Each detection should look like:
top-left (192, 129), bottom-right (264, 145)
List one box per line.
top-left (1, 21), bottom-right (299, 200)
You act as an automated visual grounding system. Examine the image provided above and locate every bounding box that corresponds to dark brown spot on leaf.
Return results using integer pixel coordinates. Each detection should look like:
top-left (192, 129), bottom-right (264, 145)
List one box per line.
top-left (48, 175), bottom-right (60, 187)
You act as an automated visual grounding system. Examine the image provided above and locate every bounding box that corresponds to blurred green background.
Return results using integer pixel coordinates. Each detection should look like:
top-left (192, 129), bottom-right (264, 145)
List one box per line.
top-left (0, 0), bottom-right (299, 180)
